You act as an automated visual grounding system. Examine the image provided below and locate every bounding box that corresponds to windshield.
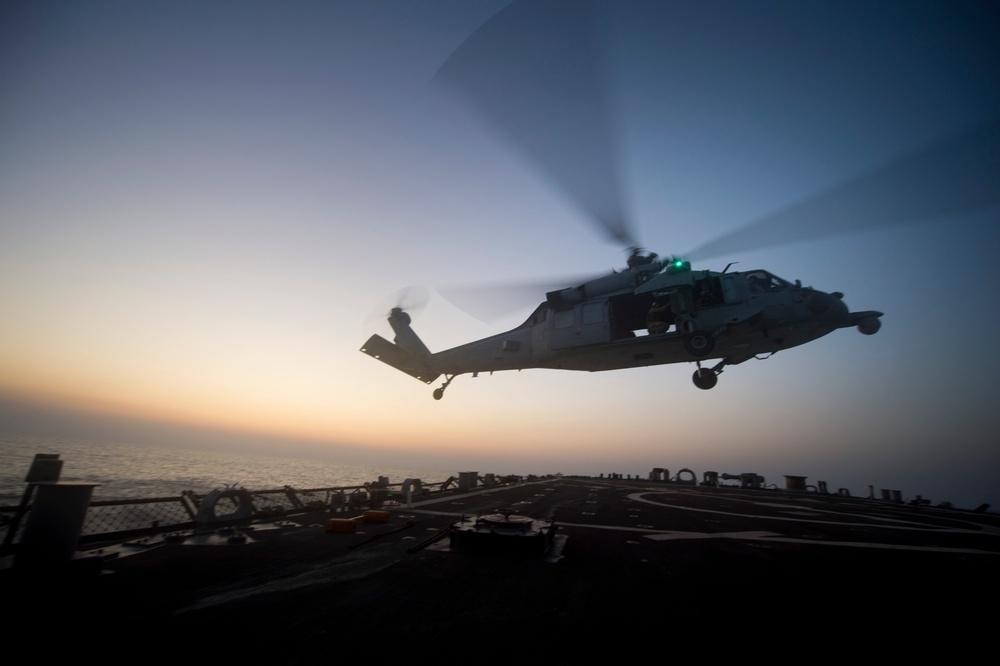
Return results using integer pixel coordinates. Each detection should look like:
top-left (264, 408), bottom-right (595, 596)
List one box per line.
top-left (746, 270), bottom-right (790, 292)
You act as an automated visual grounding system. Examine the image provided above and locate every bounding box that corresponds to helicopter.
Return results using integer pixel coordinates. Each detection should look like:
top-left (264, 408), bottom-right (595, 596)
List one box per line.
top-left (360, 1), bottom-right (998, 400)
top-left (361, 248), bottom-right (881, 398)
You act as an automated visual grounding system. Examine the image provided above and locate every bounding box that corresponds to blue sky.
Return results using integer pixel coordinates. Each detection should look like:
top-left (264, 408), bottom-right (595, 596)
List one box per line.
top-left (2, 1), bottom-right (998, 509)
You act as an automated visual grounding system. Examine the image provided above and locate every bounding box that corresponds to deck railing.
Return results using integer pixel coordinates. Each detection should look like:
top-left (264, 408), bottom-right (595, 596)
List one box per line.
top-left (1, 474), bottom-right (525, 553)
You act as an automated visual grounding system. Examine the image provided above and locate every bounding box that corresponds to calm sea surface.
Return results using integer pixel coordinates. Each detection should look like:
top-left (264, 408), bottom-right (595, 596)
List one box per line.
top-left (0, 433), bottom-right (455, 505)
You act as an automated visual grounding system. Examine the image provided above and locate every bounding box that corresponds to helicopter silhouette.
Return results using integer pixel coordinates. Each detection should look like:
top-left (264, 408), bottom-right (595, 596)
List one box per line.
top-left (360, 1), bottom-right (999, 400)
top-left (361, 248), bottom-right (881, 398)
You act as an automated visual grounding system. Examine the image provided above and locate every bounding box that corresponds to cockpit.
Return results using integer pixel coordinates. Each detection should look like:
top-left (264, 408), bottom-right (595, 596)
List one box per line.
top-left (745, 270), bottom-right (791, 293)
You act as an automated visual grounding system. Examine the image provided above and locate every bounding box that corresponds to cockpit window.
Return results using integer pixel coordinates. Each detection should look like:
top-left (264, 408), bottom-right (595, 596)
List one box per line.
top-left (746, 270), bottom-right (789, 292)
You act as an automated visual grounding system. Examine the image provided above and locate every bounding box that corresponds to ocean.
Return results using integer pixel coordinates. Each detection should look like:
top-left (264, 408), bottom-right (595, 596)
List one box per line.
top-left (0, 433), bottom-right (456, 505)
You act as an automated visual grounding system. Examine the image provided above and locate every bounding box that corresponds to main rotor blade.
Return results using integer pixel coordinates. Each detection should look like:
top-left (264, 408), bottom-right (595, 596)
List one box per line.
top-left (432, 0), bottom-right (635, 248)
top-left (440, 274), bottom-right (602, 324)
top-left (686, 115), bottom-right (1000, 262)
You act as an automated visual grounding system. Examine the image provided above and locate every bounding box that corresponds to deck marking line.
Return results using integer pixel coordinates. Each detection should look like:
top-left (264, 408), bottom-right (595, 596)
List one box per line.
top-left (628, 492), bottom-right (1000, 537)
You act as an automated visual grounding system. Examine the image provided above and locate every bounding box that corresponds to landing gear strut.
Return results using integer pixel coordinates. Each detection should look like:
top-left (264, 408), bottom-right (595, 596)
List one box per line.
top-left (433, 375), bottom-right (456, 400)
top-left (692, 359), bottom-right (727, 390)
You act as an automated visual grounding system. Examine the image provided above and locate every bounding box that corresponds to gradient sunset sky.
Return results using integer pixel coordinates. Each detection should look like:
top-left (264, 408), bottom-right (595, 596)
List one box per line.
top-left (2, 1), bottom-right (998, 508)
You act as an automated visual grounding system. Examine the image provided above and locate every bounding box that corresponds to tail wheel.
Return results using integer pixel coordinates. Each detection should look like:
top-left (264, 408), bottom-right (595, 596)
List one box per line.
top-left (684, 330), bottom-right (714, 358)
top-left (433, 375), bottom-right (456, 400)
top-left (692, 368), bottom-right (718, 390)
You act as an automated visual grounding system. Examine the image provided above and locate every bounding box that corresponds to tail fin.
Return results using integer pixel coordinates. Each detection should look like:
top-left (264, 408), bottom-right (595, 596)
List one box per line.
top-left (360, 309), bottom-right (440, 384)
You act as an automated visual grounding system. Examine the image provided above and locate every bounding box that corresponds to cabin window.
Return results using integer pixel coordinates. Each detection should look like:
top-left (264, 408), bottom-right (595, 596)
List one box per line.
top-left (553, 308), bottom-right (574, 329)
top-left (722, 276), bottom-right (741, 303)
top-left (693, 277), bottom-right (722, 307)
top-left (582, 302), bottom-right (604, 325)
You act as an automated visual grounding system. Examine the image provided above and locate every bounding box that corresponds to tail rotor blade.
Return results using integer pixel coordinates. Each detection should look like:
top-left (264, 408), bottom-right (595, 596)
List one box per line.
top-left (364, 286), bottom-right (430, 332)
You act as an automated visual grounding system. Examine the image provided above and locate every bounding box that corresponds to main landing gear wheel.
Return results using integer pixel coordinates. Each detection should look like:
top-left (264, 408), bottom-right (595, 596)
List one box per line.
top-left (684, 330), bottom-right (714, 358)
top-left (692, 367), bottom-right (718, 390)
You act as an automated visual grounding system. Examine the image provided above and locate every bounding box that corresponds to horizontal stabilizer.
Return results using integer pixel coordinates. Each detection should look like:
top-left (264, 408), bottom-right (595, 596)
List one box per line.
top-left (845, 310), bottom-right (883, 326)
top-left (360, 334), bottom-right (440, 384)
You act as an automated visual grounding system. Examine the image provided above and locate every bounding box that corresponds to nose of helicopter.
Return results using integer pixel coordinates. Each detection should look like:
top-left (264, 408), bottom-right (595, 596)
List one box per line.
top-left (806, 289), bottom-right (849, 327)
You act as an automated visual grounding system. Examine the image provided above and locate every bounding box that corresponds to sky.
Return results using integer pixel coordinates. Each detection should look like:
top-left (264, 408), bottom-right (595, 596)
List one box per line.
top-left (2, 1), bottom-right (998, 509)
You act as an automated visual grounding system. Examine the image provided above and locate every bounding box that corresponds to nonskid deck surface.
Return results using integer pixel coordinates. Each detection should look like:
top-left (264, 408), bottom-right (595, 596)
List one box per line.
top-left (8, 478), bottom-right (999, 658)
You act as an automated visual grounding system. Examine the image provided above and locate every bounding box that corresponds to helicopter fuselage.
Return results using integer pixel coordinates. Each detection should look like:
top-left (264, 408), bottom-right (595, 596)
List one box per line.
top-left (360, 260), bottom-right (882, 397)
